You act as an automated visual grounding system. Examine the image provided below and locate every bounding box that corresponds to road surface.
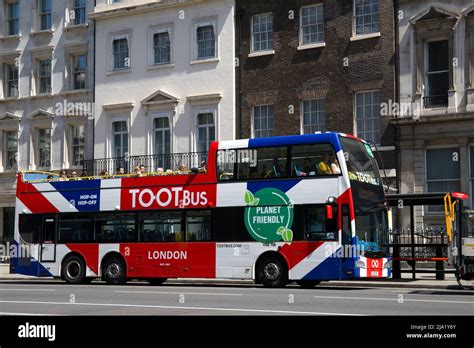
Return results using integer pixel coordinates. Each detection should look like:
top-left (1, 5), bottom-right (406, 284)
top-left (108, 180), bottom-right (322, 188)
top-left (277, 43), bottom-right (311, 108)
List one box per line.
top-left (0, 279), bottom-right (473, 316)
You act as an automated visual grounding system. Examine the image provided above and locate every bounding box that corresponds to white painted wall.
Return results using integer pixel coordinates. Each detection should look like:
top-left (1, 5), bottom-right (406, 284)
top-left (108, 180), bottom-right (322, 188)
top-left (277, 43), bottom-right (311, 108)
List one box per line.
top-left (93, 0), bottom-right (236, 160)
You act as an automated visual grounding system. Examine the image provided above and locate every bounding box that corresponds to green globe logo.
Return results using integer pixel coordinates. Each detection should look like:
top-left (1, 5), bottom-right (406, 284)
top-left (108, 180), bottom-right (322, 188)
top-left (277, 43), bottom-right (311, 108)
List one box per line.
top-left (244, 188), bottom-right (294, 243)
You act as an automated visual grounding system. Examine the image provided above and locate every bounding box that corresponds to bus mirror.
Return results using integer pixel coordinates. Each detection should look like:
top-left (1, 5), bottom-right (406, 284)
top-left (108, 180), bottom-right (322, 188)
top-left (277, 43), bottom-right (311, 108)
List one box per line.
top-left (326, 205), bottom-right (334, 220)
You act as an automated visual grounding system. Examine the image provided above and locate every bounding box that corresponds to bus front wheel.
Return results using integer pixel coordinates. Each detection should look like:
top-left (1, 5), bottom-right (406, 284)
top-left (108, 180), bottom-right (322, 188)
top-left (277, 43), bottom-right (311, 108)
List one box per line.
top-left (62, 255), bottom-right (86, 284)
top-left (257, 256), bottom-right (288, 288)
top-left (102, 255), bottom-right (127, 285)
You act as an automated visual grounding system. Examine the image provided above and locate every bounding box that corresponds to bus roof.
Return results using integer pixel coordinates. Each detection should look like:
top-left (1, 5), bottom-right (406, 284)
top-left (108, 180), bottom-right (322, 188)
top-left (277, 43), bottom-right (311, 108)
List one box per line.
top-left (216, 132), bottom-right (363, 151)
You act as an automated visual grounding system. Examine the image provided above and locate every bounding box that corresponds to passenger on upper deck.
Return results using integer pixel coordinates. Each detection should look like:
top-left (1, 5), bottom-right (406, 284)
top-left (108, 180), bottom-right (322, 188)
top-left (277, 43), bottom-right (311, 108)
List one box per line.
top-left (199, 161), bottom-right (207, 173)
top-left (59, 170), bottom-right (68, 181)
top-left (318, 154), bottom-right (332, 175)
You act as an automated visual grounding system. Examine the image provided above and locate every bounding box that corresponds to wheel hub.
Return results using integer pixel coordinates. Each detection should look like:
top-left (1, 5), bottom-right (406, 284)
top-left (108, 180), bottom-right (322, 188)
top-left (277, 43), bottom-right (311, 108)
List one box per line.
top-left (66, 261), bottom-right (81, 280)
top-left (263, 262), bottom-right (280, 280)
top-left (107, 263), bottom-right (121, 279)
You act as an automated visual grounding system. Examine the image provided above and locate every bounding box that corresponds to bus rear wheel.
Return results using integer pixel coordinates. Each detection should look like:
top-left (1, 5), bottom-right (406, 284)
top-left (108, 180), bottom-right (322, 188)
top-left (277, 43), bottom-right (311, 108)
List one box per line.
top-left (147, 278), bottom-right (167, 286)
top-left (257, 256), bottom-right (288, 288)
top-left (62, 255), bottom-right (86, 284)
top-left (296, 280), bottom-right (321, 288)
top-left (102, 255), bottom-right (127, 285)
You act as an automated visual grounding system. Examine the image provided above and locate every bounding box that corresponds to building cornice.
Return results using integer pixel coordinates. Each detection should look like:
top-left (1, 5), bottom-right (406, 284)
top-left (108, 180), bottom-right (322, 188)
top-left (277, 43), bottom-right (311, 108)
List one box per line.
top-left (90, 0), bottom-right (203, 20)
top-left (391, 112), bottom-right (474, 126)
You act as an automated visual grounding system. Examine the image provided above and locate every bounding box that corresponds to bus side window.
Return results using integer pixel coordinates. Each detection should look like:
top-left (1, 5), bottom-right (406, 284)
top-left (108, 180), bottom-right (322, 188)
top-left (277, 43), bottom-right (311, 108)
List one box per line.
top-left (19, 215), bottom-right (41, 243)
top-left (186, 211), bottom-right (211, 242)
top-left (304, 206), bottom-right (338, 241)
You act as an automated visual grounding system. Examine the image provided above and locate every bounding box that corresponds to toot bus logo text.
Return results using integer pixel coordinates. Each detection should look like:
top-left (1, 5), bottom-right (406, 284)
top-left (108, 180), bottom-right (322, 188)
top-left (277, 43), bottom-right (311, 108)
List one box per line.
top-left (129, 187), bottom-right (208, 209)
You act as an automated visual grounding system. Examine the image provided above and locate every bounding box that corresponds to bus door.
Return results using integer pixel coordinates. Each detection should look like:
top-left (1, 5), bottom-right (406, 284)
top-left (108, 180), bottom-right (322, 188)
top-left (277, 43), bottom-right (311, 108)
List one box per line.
top-left (340, 205), bottom-right (354, 276)
top-left (40, 216), bottom-right (56, 262)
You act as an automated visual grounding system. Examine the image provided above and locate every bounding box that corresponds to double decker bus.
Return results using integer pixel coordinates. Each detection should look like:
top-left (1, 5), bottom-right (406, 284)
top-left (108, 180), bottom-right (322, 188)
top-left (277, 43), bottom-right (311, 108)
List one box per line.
top-left (11, 132), bottom-right (390, 288)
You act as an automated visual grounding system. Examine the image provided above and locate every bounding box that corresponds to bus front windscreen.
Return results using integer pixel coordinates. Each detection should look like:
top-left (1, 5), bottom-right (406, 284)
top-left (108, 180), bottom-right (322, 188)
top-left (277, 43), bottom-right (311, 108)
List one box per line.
top-left (340, 136), bottom-right (388, 257)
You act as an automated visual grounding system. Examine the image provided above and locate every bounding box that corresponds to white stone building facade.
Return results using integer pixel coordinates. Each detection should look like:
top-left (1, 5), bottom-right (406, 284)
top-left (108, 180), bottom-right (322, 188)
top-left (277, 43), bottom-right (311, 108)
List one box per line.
top-left (395, 1), bottom-right (474, 227)
top-left (90, 0), bottom-right (236, 173)
top-left (0, 0), bottom-right (95, 240)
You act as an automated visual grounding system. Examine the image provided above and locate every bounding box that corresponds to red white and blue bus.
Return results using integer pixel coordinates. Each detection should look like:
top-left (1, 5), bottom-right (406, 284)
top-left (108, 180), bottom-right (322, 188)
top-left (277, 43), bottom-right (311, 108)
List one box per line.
top-left (11, 132), bottom-right (390, 288)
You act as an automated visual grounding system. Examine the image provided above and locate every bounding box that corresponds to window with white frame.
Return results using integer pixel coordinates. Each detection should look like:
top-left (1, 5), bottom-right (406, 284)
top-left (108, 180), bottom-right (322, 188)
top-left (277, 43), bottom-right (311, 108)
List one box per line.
top-left (424, 40), bottom-right (449, 108)
top-left (37, 59), bottom-right (52, 94)
top-left (3, 130), bottom-right (17, 170)
top-left (112, 37), bottom-right (129, 70)
top-left (39, 0), bottom-right (52, 30)
top-left (252, 13), bottom-right (273, 52)
top-left (300, 5), bottom-right (324, 46)
top-left (37, 128), bottom-right (51, 168)
top-left (7, 1), bottom-right (19, 35)
top-left (353, 0), bottom-right (379, 36)
top-left (426, 147), bottom-right (460, 212)
top-left (112, 120), bottom-right (128, 158)
top-left (196, 23), bottom-right (216, 60)
top-left (154, 117), bottom-right (171, 169)
top-left (302, 99), bottom-right (325, 134)
top-left (4, 63), bottom-right (19, 98)
top-left (253, 105), bottom-right (274, 138)
top-left (73, 0), bottom-right (86, 25)
top-left (70, 124), bottom-right (85, 167)
top-left (196, 112), bottom-right (215, 152)
top-left (355, 91), bottom-right (380, 145)
top-left (72, 54), bottom-right (86, 90)
top-left (153, 31), bottom-right (171, 65)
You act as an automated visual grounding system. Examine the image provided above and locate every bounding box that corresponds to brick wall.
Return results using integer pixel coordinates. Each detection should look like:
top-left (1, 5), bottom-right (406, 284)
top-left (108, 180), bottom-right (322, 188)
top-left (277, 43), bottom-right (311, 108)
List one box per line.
top-left (236, 0), bottom-right (396, 156)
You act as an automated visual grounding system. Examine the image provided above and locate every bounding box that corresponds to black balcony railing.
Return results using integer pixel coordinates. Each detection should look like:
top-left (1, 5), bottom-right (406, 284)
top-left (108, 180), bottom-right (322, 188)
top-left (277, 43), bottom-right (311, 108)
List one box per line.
top-left (83, 152), bottom-right (208, 176)
top-left (423, 94), bottom-right (448, 108)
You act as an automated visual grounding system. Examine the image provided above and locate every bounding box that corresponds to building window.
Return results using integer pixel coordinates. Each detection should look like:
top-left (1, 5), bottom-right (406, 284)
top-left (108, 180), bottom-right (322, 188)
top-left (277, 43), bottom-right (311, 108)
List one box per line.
top-left (424, 40), bottom-right (449, 108)
top-left (154, 117), bottom-right (171, 156)
top-left (73, 0), bottom-right (86, 25)
top-left (196, 24), bottom-right (216, 60)
top-left (426, 148), bottom-right (460, 212)
top-left (38, 59), bottom-right (52, 94)
top-left (113, 38), bottom-right (129, 70)
top-left (354, 0), bottom-right (379, 35)
top-left (37, 128), bottom-right (51, 168)
top-left (70, 125), bottom-right (85, 167)
top-left (39, 0), bottom-right (52, 31)
top-left (196, 112), bottom-right (215, 152)
top-left (5, 63), bottom-right (19, 98)
top-left (72, 54), bottom-right (86, 90)
top-left (112, 121), bottom-right (128, 158)
top-left (7, 1), bottom-right (19, 35)
top-left (302, 99), bottom-right (325, 134)
top-left (252, 13), bottom-right (273, 52)
top-left (300, 5), bottom-right (324, 45)
top-left (355, 91), bottom-right (380, 145)
top-left (253, 105), bottom-right (274, 138)
top-left (4, 130), bottom-right (17, 170)
top-left (153, 31), bottom-right (171, 65)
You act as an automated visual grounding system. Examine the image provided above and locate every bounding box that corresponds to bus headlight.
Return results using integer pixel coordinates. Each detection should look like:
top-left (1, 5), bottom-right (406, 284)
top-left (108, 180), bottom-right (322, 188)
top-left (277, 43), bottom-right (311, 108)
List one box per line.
top-left (355, 260), bottom-right (366, 269)
top-left (383, 262), bottom-right (391, 269)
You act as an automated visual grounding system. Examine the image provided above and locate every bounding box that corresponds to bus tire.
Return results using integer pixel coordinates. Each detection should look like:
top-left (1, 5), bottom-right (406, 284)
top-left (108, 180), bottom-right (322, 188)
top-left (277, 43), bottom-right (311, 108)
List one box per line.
top-left (147, 278), bottom-right (167, 286)
top-left (102, 255), bottom-right (127, 285)
top-left (257, 255), bottom-right (288, 288)
top-left (296, 280), bottom-right (321, 288)
top-left (62, 255), bottom-right (86, 284)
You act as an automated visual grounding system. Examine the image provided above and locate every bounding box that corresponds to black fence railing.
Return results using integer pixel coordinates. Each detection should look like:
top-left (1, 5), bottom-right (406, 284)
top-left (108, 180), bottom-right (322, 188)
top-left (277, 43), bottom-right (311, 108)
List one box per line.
top-left (423, 94), bottom-right (448, 108)
top-left (389, 227), bottom-right (452, 280)
top-left (83, 152), bottom-right (208, 176)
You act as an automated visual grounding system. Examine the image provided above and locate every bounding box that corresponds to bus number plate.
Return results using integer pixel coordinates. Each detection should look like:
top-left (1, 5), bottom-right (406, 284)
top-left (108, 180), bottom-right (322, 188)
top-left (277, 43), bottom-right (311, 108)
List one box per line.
top-left (371, 271), bottom-right (380, 276)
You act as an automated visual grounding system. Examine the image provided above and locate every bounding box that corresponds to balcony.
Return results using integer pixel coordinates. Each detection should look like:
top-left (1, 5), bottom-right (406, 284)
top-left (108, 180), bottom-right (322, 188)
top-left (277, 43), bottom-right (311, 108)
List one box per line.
top-left (423, 94), bottom-right (448, 109)
top-left (83, 152), bottom-right (208, 176)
